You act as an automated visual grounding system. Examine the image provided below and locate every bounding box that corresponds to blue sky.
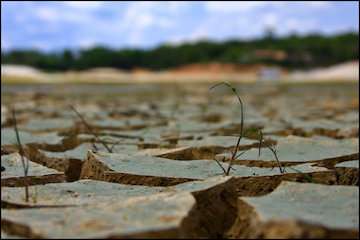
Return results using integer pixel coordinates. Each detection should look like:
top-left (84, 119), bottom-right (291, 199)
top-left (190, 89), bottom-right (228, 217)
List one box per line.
top-left (1, 1), bottom-right (359, 51)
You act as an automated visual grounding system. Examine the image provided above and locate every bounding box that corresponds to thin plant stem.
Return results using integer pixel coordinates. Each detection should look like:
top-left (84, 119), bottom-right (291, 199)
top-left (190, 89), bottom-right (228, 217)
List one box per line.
top-left (267, 145), bottom-right (285, 174)
top-left (210, 82), bottom-right (244, 176)
top-left (70, 105), bottom-right (112, 153)
top-left (12, 108), bottom-right (29, 202)
top-left (258, 130), bottom-right (263, 159)
top-left (214, 159), bottom-right (227, 175)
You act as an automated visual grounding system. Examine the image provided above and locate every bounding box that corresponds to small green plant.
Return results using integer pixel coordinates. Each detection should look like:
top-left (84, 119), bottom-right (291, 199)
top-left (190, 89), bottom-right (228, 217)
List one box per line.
top-left (257, 129), bottom-right (285, 174)
top-left (210, 81), bottom-right (245, 176)
top-left (210, 82), bottom-right (285, 176)
top-left (267, 144), bottom-right (286, 174)
top-left (69, 105), bottom-right (112, 153)
top-left (12, 108), bottom-right (30, 202)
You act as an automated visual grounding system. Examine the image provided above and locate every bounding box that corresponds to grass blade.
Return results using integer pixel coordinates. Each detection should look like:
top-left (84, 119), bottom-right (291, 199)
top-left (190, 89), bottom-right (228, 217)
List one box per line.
top-left (12, 108), bottom-right (29, 202)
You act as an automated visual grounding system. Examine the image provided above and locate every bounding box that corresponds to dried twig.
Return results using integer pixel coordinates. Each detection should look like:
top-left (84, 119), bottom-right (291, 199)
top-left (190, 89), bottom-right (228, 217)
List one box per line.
top-left (69, 105), bottom-right (112, 153)
top-left (210, 82), bottom-right (244, 176)
top-left (12, 108), bottom-right (29, 202)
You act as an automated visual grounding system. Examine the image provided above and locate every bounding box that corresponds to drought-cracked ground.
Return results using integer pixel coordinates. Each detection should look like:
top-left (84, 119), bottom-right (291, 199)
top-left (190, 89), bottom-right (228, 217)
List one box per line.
top-left (1, 82), bottom-right (359, 238)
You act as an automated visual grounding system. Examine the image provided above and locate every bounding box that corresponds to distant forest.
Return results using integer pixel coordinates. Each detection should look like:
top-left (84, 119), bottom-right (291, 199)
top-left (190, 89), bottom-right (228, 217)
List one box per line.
top-left (1, 32), bottom-right (358, 72)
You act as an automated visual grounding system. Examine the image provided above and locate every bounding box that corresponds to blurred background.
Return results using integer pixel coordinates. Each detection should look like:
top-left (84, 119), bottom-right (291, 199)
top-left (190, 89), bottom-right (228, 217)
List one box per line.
top-left (1, 1), bottom-right (359, 83)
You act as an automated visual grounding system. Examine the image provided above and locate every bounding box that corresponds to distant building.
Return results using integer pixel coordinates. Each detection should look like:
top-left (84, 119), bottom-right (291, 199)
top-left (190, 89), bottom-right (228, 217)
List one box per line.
top-left (257, 67), bottom-right (282, 82)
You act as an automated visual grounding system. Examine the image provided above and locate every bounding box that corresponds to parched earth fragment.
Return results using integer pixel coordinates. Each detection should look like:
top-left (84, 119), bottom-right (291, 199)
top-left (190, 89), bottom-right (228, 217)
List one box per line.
top-left (1, 128), bottom-right (64, 147)
top-left (29, 142), bottom-right (138, 181)
top-left (18, 118), bottom-right (75, 132)
top-left (335, 160), bottom-right (359, 169)
top-left (228, 168), bottom-right (358, 199)
top-left (136, 146), bottom-right (192, 157)
top-left (1, 231), bottom-right (23, 239)
top-left (1, 192), bottom-right (196, 238)
top-left (1, 153), bottom-right (65, 187)
top-left (1, 179), bottom-right (164, 207)
top-left (227, 181), bottom-right (359, 238)
top-left (38, 142), bottom-right (138, 160)
top-left (216, 135), bottom-right (359, 167)
top-left (151, 136), bottom-right (275, 160)
top-left (1, 176), bottom-right (231, 207)
top-left (80, 151), bottom-right (329, 186)
top-left (1, 176), bottom-right (240, 238)
top-left (1, 105), bottom-right (8, 126)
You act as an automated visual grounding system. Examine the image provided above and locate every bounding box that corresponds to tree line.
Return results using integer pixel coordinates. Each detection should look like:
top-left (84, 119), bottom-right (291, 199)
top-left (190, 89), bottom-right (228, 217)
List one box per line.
top-left (1, 32), bottom-right (358, 72)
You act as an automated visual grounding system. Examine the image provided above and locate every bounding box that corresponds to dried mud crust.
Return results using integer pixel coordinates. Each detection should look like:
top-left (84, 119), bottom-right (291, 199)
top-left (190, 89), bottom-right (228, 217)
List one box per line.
top-left (226, 181), bottom-right (359, 239)
top-left (180, 180), bottom-right (238, 238)
top-left (114, 177), bottom-right (240, 238)
top-left (1, 174), bottom-right (66, 187)
top-left (80, 152), bottom-right (197, 186)
top-left (268, 127), bottom-right (358, 139)
top-left (1, 178), bottom-right (240, 238)
top-left (226, 153), bottom-right (360, 168)
top-left (58, 120), bottom-right (167, 136)
top-left (157, 139), bottom-right (276, 160)
top-left (232, 169), bottom-right (358, 197)
top-left (1, 134), bottom-right (88, 156)
top-left (80, 150), bottom-right (358, 189)
top-left (1, 83), bottom-right (358, 238)
top-left (22, 146), bottom-right (83, 182)
top-left (1, 219), bottom-right (43, 239)
top-left (227, 200), bottom-right (358, 239)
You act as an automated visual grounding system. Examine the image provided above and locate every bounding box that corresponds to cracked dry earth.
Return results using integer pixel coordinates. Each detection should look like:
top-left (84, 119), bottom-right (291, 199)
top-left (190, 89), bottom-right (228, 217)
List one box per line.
top-left (1, 83), bottom-right (359, 239)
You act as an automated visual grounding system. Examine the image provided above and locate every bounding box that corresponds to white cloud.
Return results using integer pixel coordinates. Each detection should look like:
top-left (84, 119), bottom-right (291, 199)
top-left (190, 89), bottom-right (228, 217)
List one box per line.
top-left (263, 13), bottom-right (278, 27)
top-left (79, 39), bottom-right (97, 49)
top-left (1, 39), bottom-right (12, 51)
top-left (306, 1), bottom-right (330, 8)
top-left (35, 6), bottom-right (92, 23)
top-left (205, 1), bottom-right (269, 12)
top-left (36, 7), bottom-right (59, 22)
top-left (279, 18), bottom-right (318, 35)
top-left (205, 1), bottom-right (331, 13)
top-left (122, 2), bottom-right (174, 29)
top-left (63, 1), bottom-right (103, 10)
top-left (2, 1), bottom-right (356, 50)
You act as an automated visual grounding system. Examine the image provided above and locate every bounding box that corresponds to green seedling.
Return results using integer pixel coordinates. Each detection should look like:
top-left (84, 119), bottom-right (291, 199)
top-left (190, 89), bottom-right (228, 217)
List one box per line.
top-left (257, 130), bottom-right (285, 174)
top-left (12, 108), bottom-right (30, 202)
top-left (210, 81), bottom-right (244, 176)
top-left (267, 144), bottom-right (285, 174)
top-left (69, 105), bottom-right (112, 153)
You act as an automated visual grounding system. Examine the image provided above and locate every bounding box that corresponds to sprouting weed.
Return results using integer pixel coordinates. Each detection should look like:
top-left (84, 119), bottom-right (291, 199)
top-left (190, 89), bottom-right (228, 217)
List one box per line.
top-left (257, 130), bottom-right (284, 174)
top-left (12, 108), bottom-right (30, 202)
top-left (267, 144), bottom-right (285, 174)
top-left (210, 81), bottom-right (244, 176)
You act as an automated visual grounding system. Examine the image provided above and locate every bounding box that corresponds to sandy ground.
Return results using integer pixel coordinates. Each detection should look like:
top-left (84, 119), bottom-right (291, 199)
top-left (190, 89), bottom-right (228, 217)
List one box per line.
top-left (1, 61), bottom-right (359, 84)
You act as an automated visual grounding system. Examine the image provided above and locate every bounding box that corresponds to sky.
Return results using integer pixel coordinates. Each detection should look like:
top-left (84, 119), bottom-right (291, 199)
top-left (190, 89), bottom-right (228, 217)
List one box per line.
top-left (1, 1), bottom-right (359, 51)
